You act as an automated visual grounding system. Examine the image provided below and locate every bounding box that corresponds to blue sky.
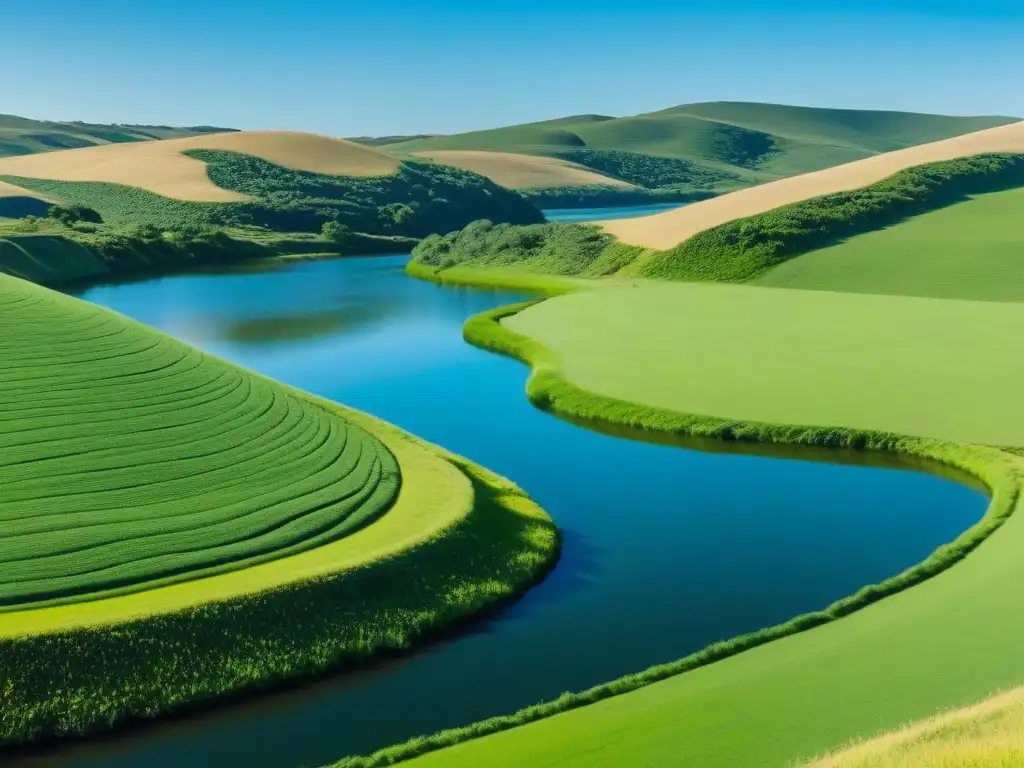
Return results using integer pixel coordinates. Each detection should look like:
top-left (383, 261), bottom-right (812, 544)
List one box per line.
top-left (2, 1), bottom-right (1021, 136)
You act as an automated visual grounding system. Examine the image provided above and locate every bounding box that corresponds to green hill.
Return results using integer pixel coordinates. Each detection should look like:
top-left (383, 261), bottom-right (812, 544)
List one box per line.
top-left (0, 114), bottom-right (236, 158)
top-left (385, 102), bottom-right (1020, 195)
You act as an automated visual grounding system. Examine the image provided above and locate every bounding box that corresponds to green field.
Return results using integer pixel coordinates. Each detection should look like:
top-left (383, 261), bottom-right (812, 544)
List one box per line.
top-left (756, 186), bottom-right (1024, 301)
top-left (356, 281), bottom-right (1024, 768)
top-left (0, 274), bottom-right (557, 744)
top-left (385, 102), bottom-right (1018, 190)
top-left (0, 113), bottom-right (234, 158)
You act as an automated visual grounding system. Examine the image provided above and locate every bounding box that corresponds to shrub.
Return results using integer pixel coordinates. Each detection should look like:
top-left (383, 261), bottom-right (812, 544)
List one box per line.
top-left (47, 203), bottom-right (103, 226)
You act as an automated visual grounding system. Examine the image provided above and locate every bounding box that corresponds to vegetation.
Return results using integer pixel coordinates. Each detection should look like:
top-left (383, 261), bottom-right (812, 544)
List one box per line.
top-left (385, 102), bottom-right (1018, 190)
top-left (0, 113), bottom-right (232, 158)
top-left (1, 151), bottom-right (543, 236)
top-left (326, 287), bottom-right (1024, 767)
top-left (412, 154), bottom-right (1024, 293)
top-left (0, 277), bottom-right (558, 744)
top-left (755, 185), bottom-right (1024, 302)
top-left (414, 220), bottom-right (646, 278)
top-left (807, 687), bottom-right (1024, 767)
top-left (521, 185), bottom-right (714, 209)
top-left (554, 148), bottom-right (740, 190)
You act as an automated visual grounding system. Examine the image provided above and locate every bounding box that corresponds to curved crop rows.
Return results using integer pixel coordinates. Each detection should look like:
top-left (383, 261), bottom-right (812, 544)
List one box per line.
top-left (0, 275), bottom-right (399, 610)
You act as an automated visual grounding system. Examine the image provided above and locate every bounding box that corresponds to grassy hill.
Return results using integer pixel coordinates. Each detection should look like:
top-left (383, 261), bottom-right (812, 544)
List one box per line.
top-left (380, 102), bottom-right (1019, 205)
top-left (0, 113), bottom-right (235, 158)
top-left (0, 131), bottom-right (543, 283)
top-left (0, 274), bottom-right (557, 744)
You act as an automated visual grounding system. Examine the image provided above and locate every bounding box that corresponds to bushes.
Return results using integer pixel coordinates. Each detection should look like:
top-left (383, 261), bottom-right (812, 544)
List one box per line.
top-left (47, 203), bottom-right (102, 226)
top-left (555, 148), bottom-right (740, 190)
top-left (520, 185), bottom-right (715, 209)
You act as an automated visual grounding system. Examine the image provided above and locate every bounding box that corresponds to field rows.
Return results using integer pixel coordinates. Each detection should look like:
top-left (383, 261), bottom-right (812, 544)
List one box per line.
top-left (0, 276), bottom-right (400, 609)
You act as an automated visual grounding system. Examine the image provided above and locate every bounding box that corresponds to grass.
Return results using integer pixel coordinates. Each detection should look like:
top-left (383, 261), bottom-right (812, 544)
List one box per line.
top-left (755, 186), bottom-right (1024, 302)
top-left (411, 153), bottom-right (1024, 295)
top-left (323, 285), bottom-right (1024, 767)
top-left (385, 101), bottom-right (1018, 193)
top-left (0, 275), bottom-right (558, 744)
top-left (1, 151), bottom-right (543, 236)
top-left (806, 686), bottom-right (1024, 767)
top-left (0, 274), bottom-right (397, 609)
top-left (408, 150), bottom-right (631, 189)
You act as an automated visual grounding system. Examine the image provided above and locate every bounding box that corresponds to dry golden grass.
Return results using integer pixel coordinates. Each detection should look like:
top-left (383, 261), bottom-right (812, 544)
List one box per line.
top-left (601, 121), bottom-right (1024, 248)
top-left (805, 687), bottom-right (1024, 768)
top-left (0, 179), bottom-right (51, 200)
top-left (413, 149), bottom-right (632, 189)
top-left (0, 131), bottom-right (400, 202)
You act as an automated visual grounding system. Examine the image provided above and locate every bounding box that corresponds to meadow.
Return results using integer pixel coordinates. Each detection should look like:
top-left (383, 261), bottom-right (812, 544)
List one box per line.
top-left (0, 274), bottom-right (557, 744)
top-left (331, 281), bottom-right (1024, 767)
top-left (755, 185), bottom-right (1024, 302)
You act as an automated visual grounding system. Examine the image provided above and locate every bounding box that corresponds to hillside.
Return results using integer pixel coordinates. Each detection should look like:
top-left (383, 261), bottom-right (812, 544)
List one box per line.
top-left (381, 102), bottom-right (1019, 202)
top-left (602, 120), bottom-right (1024, 248)
top-left (0, 131), bottom-right (543, 267)
top-left (0, 113), bottom-right (235, 158)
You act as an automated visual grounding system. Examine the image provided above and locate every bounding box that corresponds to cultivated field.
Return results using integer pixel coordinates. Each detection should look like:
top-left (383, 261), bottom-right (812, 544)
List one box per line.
top-left (0, 179), bottom-right (48, 199)
top-left (411, 150), bottom-right (631, 189)
top-left (807, 687), bottom-right (1024, 767)
top-left (602, 120), bottom-right (1024, 247)
top-left (755, 186), bottom-right (1024, 302)
top-left (0, 131), bottom-right (401, 202)
top-left (385, 280), bottom-right (1024, 767)
top-left (0, 274), bottom-right (557, 743)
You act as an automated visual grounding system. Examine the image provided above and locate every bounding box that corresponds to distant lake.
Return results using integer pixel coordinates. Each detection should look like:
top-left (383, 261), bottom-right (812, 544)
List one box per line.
top-left (543, 201), bottom-right (688, 222)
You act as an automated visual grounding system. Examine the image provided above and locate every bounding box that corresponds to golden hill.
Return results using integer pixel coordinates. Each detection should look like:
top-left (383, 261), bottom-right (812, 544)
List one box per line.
top-left (601, 121), bottom-right (1024, 248)
top-left (412, 149), bottom-right (631, 190)
top-left (0, 131), bottom-right (401, 203)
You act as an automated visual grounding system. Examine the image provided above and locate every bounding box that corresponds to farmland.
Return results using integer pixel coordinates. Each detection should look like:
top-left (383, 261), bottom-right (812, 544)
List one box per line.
top-left (0, 273), bottom-right (557, 744)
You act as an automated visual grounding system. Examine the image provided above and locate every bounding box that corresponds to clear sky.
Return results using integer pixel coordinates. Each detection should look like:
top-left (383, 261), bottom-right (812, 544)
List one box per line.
top-left (2, 0), bottom-right (1021, 136)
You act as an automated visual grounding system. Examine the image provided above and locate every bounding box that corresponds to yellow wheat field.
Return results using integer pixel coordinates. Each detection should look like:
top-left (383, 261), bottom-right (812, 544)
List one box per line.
top-left (602, 120), bottom-right (1024, 248)
top-left (412, 149), bottom-right (632, 189)
top-left (0, 131), bottom-right (401, 202)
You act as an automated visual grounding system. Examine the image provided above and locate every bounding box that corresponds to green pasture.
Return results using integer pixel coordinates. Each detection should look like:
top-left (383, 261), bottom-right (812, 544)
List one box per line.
top-left (756, 186), bottom-right (1024, 302)
top-left (365, 281), bottom-right (1024, 767)
top-left (0, 275), bottom-right (558, 744)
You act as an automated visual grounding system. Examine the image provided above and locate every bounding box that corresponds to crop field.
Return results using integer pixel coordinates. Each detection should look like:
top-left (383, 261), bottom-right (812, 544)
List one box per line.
top-left (365, 280), bottom-right (1024, 768)
top-left (755, 186), bottom-right (1024, 302)
top-left (601, 120), bottom-right (1024, 248)
top-left (0, 273), bottom-right (398, 609)
top-left (0, 274), bottom-right (558, 743)
top-left (0, 131), bottom-right (401, 202)
top-left (410, 150), bottom-right (631, 189)
top-left (807, 686), bottom-right (1024, 767)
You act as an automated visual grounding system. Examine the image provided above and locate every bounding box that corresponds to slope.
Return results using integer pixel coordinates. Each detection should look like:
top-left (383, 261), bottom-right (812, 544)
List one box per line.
top-left (0, 113), bottom-right (235, 158)
top-left (602, 121), bottom-right (1024, 248)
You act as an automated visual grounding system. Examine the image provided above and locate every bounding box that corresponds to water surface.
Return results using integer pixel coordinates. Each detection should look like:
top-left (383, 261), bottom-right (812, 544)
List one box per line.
top-left (543, 201), bottom-right (688, 222)
top-left (32, 255), bottom-right (986, 768)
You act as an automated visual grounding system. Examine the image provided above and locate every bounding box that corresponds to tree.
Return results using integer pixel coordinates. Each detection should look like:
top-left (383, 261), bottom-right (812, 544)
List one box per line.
top-left (47, 204), bottom-right (103, 226)
top-left (321, 220), bottom-right (356, 248)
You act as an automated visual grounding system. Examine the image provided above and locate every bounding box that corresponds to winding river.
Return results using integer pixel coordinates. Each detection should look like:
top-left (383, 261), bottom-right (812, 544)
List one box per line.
top-left (20, 207), bottom-right (986, 768)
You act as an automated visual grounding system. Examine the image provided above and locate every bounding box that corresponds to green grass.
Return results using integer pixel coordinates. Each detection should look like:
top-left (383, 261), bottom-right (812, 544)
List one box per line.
top-left (0, 114), bottom-right (234, 158)
top-left (1, 152), bottom-right (544, 236)
top-left (386, 101), bottom-right (1019, 191)
top-left (0, 275), bottom-right (397, 609)
top-left (0, 275), bottom-right (558, 744)
top-left (755, 186), bottom-right (1024, 302)
top-left (411, 154), bottom-right (1024, 298)
top-left (325, 283), bottom-right (1024, 767)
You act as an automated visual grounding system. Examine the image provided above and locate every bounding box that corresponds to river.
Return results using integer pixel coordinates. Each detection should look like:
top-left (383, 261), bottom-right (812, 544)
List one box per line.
top-left (22, 226), bottom-right (985, 768)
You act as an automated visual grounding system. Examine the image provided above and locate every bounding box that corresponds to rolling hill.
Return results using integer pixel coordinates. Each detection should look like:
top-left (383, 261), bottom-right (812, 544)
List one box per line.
top-left (0, 113), bottom-right (235, 158)
top-left (379, 102), bottom-right (1020, 200)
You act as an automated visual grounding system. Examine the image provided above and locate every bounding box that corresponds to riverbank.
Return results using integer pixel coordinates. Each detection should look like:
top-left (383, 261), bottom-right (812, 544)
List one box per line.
top-left (357, 284), bottom-right (1024, 767)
